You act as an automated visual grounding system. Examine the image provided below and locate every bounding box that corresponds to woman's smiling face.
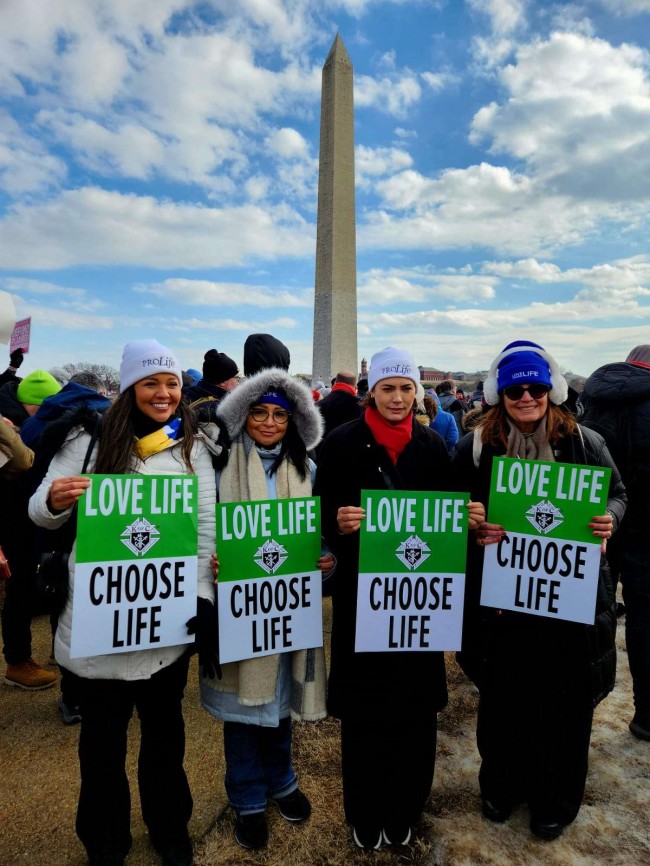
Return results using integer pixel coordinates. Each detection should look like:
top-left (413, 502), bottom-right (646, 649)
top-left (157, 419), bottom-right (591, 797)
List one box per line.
top-left (133, 373), bottom-right (181, 423)
top-left (502, 386), bottom-right (549, 433)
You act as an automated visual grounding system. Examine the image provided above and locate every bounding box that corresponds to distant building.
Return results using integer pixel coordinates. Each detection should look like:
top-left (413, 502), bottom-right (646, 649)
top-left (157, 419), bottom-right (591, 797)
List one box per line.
top-left (418, 366), bottom-right (448, 384)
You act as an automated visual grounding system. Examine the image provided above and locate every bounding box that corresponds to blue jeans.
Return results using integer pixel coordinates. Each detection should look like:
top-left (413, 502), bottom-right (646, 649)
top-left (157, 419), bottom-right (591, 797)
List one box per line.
top-left (223, 717), bottom-right (297, 814)
top-left (622, 533), bottom-right (650, 718)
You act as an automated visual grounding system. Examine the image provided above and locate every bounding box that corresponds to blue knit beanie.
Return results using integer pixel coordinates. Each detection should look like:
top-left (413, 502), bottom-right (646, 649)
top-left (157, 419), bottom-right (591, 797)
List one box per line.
top-left (484, 341), bottom-right (568, 406)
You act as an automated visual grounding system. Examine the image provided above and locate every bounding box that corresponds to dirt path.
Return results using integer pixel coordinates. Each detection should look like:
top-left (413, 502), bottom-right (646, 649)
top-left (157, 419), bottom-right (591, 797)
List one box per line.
top-left (1, 604), bottom-right (648, 866)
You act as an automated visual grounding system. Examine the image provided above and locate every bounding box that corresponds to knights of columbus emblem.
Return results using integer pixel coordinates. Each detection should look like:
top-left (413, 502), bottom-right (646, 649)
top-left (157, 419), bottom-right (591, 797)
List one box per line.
top-left (120, 517), bottom-right (161, 557)
top-left (525, 499), bottom-right (564, 535)
top-left (395, 535), bottom-right (431, 571)
top-left (254, 539), bottom-right (288, 575)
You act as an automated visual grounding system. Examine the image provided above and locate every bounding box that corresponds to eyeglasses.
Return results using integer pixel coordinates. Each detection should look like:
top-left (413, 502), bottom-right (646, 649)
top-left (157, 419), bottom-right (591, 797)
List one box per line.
top-left (248, 408), bottom-right (291, 424)
top-left (502, 384), bottom-right (550, 401)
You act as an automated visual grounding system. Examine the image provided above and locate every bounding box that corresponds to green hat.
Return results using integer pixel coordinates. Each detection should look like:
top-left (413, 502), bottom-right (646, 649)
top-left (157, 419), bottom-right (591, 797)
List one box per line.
top-left (16, 370), bottom-right (61, 406)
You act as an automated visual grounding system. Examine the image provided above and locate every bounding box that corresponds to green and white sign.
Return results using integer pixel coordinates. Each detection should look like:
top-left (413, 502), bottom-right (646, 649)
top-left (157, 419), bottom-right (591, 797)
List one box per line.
top-left (71, 474), bottom-right (198, 658)
top-left (481, 457), bottom-right (611, 624)
top-left (356, 490), bottom-right (469, 652)
top-left (216, 497), bottom-right (322, 664)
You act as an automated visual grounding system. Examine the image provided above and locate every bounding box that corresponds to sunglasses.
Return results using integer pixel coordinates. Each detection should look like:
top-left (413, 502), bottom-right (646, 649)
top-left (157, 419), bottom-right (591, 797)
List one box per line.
top-left (502, 384), bottom-right (550, 400)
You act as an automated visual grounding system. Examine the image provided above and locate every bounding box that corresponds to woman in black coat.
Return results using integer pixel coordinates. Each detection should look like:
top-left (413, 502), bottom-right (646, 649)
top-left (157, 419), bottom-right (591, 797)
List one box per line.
top-left (453, 340), bottom-right (626, 842)
top-left (314, 347), bottom-right (483, 851)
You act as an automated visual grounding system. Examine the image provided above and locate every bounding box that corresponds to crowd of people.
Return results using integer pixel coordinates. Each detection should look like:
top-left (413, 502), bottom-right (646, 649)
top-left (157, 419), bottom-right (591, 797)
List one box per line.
top-left (1, 333), bottom-right (648, 866)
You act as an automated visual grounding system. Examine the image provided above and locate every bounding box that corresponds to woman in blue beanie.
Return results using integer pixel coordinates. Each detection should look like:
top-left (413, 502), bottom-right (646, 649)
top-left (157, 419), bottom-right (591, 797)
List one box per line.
top-left (453, 340), bottom-right (626, 841)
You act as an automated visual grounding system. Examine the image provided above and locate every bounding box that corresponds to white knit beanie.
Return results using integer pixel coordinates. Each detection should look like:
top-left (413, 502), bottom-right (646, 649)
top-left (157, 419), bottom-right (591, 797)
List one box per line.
top-left (119, 340), bottom-right (182, 393)
top-left (368, 346), bottom-right (419, 391)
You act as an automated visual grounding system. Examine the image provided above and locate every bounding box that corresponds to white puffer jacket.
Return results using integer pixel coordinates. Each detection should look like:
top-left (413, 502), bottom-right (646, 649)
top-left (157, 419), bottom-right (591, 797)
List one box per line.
top-left (29, 426), bottom-right (216, 680)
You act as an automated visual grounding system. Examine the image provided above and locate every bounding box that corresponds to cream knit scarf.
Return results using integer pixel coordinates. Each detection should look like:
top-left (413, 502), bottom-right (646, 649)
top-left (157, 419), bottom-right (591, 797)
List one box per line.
top-left (206, 434), bottom-right (327, 721)
top-left (505, 416), bottom-right (555, 462)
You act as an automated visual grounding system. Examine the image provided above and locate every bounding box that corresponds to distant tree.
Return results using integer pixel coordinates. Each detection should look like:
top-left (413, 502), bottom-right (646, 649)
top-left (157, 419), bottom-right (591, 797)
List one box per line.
top-left (63, 363), bottom-right (120, 393)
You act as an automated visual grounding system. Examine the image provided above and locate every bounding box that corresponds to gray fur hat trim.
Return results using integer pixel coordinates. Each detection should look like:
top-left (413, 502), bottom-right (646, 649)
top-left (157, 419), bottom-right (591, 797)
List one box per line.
top-left (217, 368), bottom-right (323, 450)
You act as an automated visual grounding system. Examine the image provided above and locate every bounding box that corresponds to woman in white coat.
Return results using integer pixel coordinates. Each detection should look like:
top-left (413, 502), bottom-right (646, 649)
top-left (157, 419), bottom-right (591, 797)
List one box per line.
top-left (29, 340), bottom-right (217, 866)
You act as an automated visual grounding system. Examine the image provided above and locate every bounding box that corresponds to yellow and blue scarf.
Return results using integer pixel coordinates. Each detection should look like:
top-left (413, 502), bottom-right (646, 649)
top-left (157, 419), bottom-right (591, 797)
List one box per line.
top-left (134, 417), bottom-right (182, 460)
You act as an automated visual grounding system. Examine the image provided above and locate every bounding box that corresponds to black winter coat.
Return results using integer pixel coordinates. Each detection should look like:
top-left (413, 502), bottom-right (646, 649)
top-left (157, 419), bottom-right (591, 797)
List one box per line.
top-left (314, 414), bottom-right (454, 721)
top-left (453, 424), bottom-right (626, 707)
top-left (580, 361), bottom-right (650, 533)
top-left (315, 389), bottom-right (362, 458)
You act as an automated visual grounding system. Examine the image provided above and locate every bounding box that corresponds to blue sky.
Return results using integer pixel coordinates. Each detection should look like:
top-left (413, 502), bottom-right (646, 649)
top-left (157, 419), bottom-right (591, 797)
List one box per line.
top-left (1, 0), bottom-right (650, 380)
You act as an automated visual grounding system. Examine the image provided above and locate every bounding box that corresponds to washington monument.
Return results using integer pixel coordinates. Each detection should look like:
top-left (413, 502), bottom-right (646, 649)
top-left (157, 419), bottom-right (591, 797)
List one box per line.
top-left (311, 34), bottom-right (358, 384)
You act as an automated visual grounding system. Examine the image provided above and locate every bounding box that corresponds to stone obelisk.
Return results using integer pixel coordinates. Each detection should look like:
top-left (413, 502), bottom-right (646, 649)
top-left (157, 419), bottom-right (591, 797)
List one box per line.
top-left (311, 34), bottom-right (358, 384)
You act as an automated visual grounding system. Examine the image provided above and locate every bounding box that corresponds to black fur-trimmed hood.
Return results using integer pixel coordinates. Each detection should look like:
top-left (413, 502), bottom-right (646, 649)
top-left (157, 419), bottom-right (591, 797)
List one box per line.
top-left (217, 368), bottom-right (323, 450)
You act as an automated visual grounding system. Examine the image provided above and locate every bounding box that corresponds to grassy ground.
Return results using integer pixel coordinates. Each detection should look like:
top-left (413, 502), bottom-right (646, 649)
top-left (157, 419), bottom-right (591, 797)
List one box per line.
top-left (1, 598), bottom-right (648, 866)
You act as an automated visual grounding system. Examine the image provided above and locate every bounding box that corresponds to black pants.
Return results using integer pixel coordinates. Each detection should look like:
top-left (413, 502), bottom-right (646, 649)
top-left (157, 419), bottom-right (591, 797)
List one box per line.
top-left (621, 533), bottom-right (650, 719)
top-left (340, 714), bottom-right (437, 829)
top-left (70, 653), bottom-right (193, 862)
top-left (477, 655), bottom-right (593, 825)
top-left (1, 550), bottom-right (37, 665)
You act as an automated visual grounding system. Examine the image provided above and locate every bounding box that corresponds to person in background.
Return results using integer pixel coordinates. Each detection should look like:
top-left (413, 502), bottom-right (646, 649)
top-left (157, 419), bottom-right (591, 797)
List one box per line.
top-left (29, 340), bottom-right (218, 866)
top-left (200, 368), bottom-right (328, 851)
top-left (436, 380), bottom-right (467, 436)
top-left (0, 347), bottom-right (24, 388)
top-left (1, 369), bottom-right (61, 690)
top-left (469, 380), bottom-right (485, 409)
top-left (183, 349), bottom-right (239, 406)
top-left (0, 413), bottom-right (33, 477)
top-left (49, 367), bottom-right (71, 388)
top-left (315, 370), bottom-right (362, 457)
top-left (425, 390), bottom-right (459, 454)
top-left (580, 344), bottom-right (650, 741)
top-left (243, 333), bottom-right (290, 377)
top-left (21, 371), bottom-right (112, 724)
top-left (314, 347), bottom-right (484, 851)
top-left (454, 340), bottom-right (625, 841)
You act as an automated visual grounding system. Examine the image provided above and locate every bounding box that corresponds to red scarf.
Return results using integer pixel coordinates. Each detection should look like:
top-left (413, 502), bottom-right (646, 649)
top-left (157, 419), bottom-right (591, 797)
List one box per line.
top-left (364, 406), bottom-right (413, 465)
top-left (332, 382), bottom-right (357, 396)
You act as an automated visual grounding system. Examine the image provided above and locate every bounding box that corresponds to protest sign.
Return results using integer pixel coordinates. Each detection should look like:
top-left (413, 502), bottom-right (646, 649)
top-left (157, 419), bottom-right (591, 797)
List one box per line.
top-left (356, 489), bottom-right (469, 652)
top-left (71, 474), bottom-right (198, 658)
top-left (216, 497), bottom-right (322, 664)
top-left (481, 457), bottom-right (611, 624)
top-left (0, 290), bottom-right (16, 345)
top-left (10, 317), bottom-right (31, 354)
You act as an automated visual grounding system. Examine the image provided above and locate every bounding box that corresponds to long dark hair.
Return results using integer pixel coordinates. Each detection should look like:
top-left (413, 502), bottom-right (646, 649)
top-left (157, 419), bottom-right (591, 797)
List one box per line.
top-left (94, 388), bottom-right (198, 474)
top-left (263, 417), bottom-right (309, 481)
top-left (478, 401), bottom-right (576, 449)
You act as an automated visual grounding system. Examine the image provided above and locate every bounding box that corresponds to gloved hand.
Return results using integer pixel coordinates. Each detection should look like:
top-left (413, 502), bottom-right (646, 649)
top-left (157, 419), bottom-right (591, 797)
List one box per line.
top-left (9, 348), bottom-right (23, 370)
top-left (186, 597), bottom-right (221, 680)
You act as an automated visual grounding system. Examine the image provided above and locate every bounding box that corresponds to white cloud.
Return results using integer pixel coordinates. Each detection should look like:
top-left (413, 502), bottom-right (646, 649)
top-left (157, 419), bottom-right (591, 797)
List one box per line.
top-left (470, 33), bottom-right (650, 201)
top-left (356, 70), bottom-right (422, 117)
top-left (467, 0), bottom-right (527, 36)
top-left (0, 188), bottom-right (313, 269)
top-left (365, 162), bottom-right (623, 255)
top-left (355, 145), bottom-right (413, 189)
top-left (170, 315), bottom-right (298, 332)
top-left (394, 127), bottom-right (417, 139)
top-left (266, 128), bottom-right (310, 160)
top-left (0, 112), bottom-right (67, 195)
top-left (482, 255), bottom-right (650, 289)
top-left (137, 279), bottom-right (313, 308)
top-left (359, 267), bottom-right (497, 303)
top-left (421, 70), bottom-right (458, 91)
top-left (596, 0), bottom-right (650, 15)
